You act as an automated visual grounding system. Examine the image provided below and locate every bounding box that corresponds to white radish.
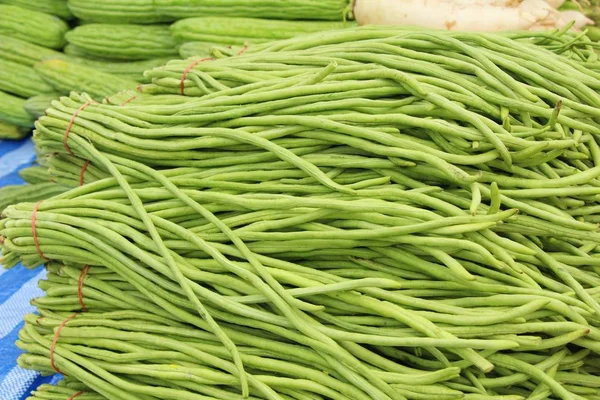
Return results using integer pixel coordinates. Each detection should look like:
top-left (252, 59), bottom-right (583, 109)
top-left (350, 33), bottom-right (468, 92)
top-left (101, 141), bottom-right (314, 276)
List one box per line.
top-left (354, 0), bottom-right (556, 32)
top-left (545, 0), bottom-right (567, 7)
top-left (529, 10), bottom-right (593, 30)
top-left (450, 0), bottom-right (523, 4)
top-left (556, 10), bottom-right (594, 28)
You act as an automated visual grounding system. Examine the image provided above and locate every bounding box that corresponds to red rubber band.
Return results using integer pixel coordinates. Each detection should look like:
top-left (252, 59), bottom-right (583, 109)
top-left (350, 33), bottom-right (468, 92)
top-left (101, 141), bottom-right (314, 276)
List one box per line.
top-left (50, 313), bottom-right (79, 375)
top-left (67, 391), bottom-right (84, 400)
top-left (121, 96), bottom-right (137, 106)
top-left (64, 101), bottom-right (95, 155)
top-left (32, 201), bottom-right (49, 261)
top-left (237, 46), bottom-right (248, 56)
top-left (180, 57), bottom-right (214, 95)
top-left (79, 160), bottom-right (91, 186)
top-left (77, 265), bottom-right (90, 312)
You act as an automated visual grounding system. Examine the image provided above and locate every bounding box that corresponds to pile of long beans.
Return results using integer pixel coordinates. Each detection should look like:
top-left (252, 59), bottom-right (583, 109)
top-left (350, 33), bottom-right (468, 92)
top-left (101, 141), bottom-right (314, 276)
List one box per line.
top-left (2, 26), bottom-right (600, 399)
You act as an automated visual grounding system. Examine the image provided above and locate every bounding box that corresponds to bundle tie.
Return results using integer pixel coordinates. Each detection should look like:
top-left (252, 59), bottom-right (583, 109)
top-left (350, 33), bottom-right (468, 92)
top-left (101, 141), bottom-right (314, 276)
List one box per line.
top-left (50, 313), bottom-right (79, 375)
top-left (64, 101), bottom-right (96, 155)
top-left (237, 45), bottom-right (248, 56)
top-left (121, 96), bottom-right (137, 106)
top-left (77, 265), bottom-right (91, 312)
top-left (67, 391), bottom-right (84, 400)
top-left (180, 57), bottom-right (215, 95)
top-left (79, 160), bottom-right (91, 186)
top-left (32, 201), bottom-right (49, 261)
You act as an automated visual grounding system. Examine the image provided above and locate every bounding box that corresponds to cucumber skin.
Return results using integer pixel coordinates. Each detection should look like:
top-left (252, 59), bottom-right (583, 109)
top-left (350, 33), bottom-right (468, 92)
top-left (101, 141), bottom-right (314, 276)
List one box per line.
top-left (154, 0), bottom-right (350, 21)
top-left (1, 0), bottom-right (72, 19)
top-left (67, 0), bottom-right (173, 24)
top-left (34, 58), bottom-right (139, 101)
top-left (0, 35), bottom-right (64, 67)
top-left (0, 59), bottom-right (56, 98)
top-left (0, 5), bottom-right (69, 49)
top-left (65, 24), bottom-right (179, 61)
top-left (25, 93), bottom-right (63, 119)
top-left (0, 91), bottom-right (35, 128)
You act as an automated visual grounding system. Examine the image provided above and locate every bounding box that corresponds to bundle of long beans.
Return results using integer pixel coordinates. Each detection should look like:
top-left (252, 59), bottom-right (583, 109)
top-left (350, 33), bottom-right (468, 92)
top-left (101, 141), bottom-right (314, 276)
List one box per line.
top-left (3, 26), bottom-right (600, 399)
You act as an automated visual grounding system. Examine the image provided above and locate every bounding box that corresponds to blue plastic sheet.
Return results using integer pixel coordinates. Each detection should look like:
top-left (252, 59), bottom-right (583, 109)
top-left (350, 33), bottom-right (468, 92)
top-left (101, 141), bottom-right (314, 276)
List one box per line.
top-left (0, 138), bottom-right (60, 400)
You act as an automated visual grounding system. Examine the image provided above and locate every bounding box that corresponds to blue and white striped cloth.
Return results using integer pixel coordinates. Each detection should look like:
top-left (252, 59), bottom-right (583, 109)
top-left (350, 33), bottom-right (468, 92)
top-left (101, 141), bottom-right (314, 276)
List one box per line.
top-left (0, 138), bottom-right (62, 400)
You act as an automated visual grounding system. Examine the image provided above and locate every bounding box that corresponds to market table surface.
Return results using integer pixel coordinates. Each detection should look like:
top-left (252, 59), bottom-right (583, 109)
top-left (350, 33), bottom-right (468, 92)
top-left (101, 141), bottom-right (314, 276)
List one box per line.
top-left (0, 138), bottom-right (61, 400)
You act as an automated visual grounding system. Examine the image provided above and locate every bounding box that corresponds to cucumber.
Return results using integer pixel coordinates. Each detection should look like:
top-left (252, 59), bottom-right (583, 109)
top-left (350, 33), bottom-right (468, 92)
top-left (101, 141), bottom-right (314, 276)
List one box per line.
top-left (24, 93), bottom-right (63, 119)
top-left (0, 121), bottom-right (29, 140)
top-left (154, 0), bottom-right (351, 21)
top-left (0, 91), bottom-right (34, 128)
top-left (63, 44), bottom-right (108, 60)
top-left (586, 26), bottom-right (600, 42)
top-left (67, 0), bottom-right (173, 24)
top-left (0, 5), bottom-right (69, 49)
top-left (0, 181), bottom-right (68, 209)
top-left (34, 58), bottom-right (139, 101)
top-left (0, 59), bottom-right (56, 98)
top-left (171, 17), bottom-right (355, 45)
top-left (65, 24), bottom-right (179, 60)
top-left (178, 41), bottom-right (215, 59)
top-left (18, 166), bottom-right (53, 184)
top-left (0, 0), bottom-right (72, 19)
top-left (0, 35), bottom-right (64, 67)
top-left (69, 57), bottom-right (171, 83)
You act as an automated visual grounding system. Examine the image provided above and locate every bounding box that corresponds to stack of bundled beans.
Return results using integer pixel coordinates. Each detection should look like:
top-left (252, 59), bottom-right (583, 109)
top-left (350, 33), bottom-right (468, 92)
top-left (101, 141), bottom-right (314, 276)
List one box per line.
top-left (0, 0), bottom-right (354, 140)
top-left (0, 0), bottom-right (355, 209)
top-left (2, 25), bottom-right (600, 399)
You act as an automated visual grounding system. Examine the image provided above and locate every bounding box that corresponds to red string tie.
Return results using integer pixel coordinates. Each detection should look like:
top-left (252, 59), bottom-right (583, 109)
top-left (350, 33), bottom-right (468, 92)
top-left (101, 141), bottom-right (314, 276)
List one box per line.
top-left (121, 96), bottom-right (137, 106)
top-left (79, 160), bottom-right (91, 186)
top-left (67, 391), bottom-right (84, 400)
top-left (64, 101), bottom-right (95, 155)
top-left (50, 313), bottom-right (79, 375)
top-left (32, 201), bottom-right (49, 261)
top-left (180, 57), bottom-right (215, 95)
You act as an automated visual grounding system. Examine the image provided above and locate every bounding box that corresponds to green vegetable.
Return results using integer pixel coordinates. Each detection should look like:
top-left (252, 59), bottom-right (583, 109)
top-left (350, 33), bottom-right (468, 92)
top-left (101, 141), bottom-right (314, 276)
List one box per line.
top-left (24, 93), bottom-right (63, 119)
top-left (0, 5), bottom-right (69, 49)
top-left (586, 25), bottom-right (600, 41)
top-left (171, 17), bottom-right (355, 46)
top-left (62, 44), bottom-right (108, 61)
top-left (18, 166), bottom-right (54, 185)
top-left (0, 59), bottom-right (55, 98)
top-left (0, 181), bottom-right (67, 210)
top-left (0, 90), bottom-right (34, 127)
top-left (177, 41), bottom-right (216, 59)
top-left (25, 382), bottom-right (103, 400)
top-left (66, 0), bottom-right (173, 24)
top-left (154, 0), bottom-right (351, 21)
top-left (34, 59), bottom-right (139, 101)
top-left (5, 26), bottom-right (600, 400)
top-left (69, 57), bottom-right (171, 83)
top-left (0, 35), bottom-right (64, 67)
top-left (0, 121), bottom-right (28, 140)
top-left (0, 0), bottom-right (72, 19)
top-left (65, 24), bottom-right (179, 61)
